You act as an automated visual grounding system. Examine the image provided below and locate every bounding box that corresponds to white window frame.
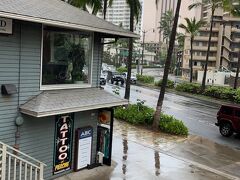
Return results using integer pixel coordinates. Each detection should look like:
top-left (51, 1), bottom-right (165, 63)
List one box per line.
top-left (40, 25), bottom-right (94, 91)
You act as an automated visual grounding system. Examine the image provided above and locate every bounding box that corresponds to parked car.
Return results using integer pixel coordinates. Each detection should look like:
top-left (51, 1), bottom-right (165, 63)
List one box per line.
top-left (110, 73), bottom-right (125, 85)
top-left (100, 77), bottom-right (106, 85)
top-left (122, 72), bottom-right (137, 84)
top-left (215, 104), bottom-right (240, 137)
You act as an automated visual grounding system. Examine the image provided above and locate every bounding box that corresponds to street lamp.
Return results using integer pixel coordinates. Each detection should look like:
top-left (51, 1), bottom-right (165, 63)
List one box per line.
top-left (141, 28), bottom-right (155, 75)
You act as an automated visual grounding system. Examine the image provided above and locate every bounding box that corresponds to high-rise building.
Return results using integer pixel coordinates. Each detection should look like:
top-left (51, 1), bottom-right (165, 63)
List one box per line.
top-left (99, 0), bottom-right (143, 35)
top-left (182, 4), bottom-right (240, 80)
top-left (155, 0), bottom-right (177, 43)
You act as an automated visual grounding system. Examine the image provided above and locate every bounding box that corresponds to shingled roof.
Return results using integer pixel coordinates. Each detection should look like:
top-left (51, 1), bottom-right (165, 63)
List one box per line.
top-left (20, 88), bottom-right (128, 117)
top-left (0, 0), bottom-right (139, 38)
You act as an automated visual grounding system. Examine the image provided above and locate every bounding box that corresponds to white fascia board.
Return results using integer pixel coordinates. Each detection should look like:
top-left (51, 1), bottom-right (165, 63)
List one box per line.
top-left (0, 12), bottom-right (139, 38)
top-left (20, 101), bottom-right (128, 118)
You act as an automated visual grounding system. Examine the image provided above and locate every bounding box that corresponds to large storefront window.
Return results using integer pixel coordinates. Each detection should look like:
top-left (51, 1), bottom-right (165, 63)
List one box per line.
top-left (42, 28), bottom-right (92, 86)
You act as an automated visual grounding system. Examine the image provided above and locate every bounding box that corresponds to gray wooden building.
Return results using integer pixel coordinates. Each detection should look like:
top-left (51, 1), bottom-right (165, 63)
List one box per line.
top-left (0, 0), bottom-right (137, 179)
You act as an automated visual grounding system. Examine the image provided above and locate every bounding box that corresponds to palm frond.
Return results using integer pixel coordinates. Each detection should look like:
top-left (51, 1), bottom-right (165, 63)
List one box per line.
top-left (108, 0), bottom-right (114, 7)
top-left (188, 2), bottom-right (203, 10)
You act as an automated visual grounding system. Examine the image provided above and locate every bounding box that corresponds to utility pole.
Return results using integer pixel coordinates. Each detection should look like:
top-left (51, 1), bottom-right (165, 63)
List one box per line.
top-left (141, 30), bottom-right (146, 75)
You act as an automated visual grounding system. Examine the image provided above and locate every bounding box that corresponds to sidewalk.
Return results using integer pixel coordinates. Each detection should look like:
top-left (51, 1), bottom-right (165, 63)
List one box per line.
top-left (57, 120), bottom-right (240, 180)
top-left (113, 120), bottom-right (240, 180)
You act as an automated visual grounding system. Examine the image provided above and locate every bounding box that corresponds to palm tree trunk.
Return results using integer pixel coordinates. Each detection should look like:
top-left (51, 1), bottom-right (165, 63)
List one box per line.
top-left (234, 50), bottom-right (240, 89)
top-left (190, 37), bottom-right (193, 83)
top-left (202, 10), bottom-right (214, 91)
top-left (152, 0), bottom-right (181, 130)
top-left (124, 6), bottom-right (134, 100)
top-left (103, 0), bottom-right (108, 19)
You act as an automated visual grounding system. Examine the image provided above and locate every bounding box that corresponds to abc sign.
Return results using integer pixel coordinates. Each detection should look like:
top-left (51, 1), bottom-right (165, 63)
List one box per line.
top-left (0, 20), bottom-right (6, 27)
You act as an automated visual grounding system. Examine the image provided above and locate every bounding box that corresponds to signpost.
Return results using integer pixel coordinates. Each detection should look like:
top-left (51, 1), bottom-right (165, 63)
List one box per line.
top-left (0, 18), bottom-right (12, 34)
top-left (53, 115), bottom-right (73, 175)
top-left (74, 127), bottom-right (93, 171)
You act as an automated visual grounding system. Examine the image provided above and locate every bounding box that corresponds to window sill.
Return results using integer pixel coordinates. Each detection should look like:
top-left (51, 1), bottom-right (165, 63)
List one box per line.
top-left (40, 84), bottom-right (92, 91)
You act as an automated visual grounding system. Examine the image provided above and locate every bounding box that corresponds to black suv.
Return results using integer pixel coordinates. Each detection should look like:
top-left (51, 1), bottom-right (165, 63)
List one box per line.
top-left (110, 73), bottom-right (124, 85)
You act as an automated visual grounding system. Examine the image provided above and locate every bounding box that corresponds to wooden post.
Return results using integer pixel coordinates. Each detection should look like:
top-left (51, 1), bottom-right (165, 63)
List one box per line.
top-left (39, 163), bottom-right (44, 180)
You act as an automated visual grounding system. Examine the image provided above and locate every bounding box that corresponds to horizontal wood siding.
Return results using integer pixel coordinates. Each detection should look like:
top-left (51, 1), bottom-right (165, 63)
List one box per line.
top-left (92, 34), bottom-right (103, 87)
top-left (0, 21), bottom-right (101, 180)
top-left (20, 110), bottom-right (98, 180)
top-left (0, 21), bottom-right (42, 176)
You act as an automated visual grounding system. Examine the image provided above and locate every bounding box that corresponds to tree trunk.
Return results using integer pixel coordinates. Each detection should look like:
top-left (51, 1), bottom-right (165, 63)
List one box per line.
top-left (201, 10), bottom-right (214, 91)
top-left (190, 36), bottom-right (193, 83)
top-left (103, 0), bottom-right (108, 19)
top-left (124, 6), bottom-right (134, 100)
top-left (152, 0), bottom-right (181, 130)
top-left (234, 50), bottom-right (240, 89)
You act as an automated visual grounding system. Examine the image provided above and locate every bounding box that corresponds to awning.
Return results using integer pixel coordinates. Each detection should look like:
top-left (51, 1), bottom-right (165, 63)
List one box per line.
top-left (0, 0), bottom-right (139, 38)
top-left (20, 88), bottom-right (128, 117)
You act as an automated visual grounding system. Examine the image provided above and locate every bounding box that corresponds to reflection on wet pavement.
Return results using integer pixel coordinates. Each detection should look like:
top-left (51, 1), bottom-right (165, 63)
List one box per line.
top-left (111, 119), bottom-right (239, 180)
top-left (110, 137), bottom-right (229, 180)
top-left (154, 151), bottom-right (160, 176)
top-left (113, 120), bottom-right (186, 151)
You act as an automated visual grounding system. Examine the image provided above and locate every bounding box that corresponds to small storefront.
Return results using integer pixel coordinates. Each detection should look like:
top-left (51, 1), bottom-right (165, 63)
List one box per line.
top-left (0, 0), bottom-right (138, 179)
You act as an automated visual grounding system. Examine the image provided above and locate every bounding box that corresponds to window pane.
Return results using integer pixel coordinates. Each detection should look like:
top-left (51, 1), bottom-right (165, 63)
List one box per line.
top-left (221, 107), bottom-right (233, 115)
top-left (42, 30), bottom-right (91, 85)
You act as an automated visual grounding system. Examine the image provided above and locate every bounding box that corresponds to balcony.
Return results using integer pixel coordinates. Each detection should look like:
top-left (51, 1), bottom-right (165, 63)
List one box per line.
top-left (232, 37), bottom-right (240, 43)
top-left (192, 46), bottom-right (218, 51)
top-left (194, 36), bottom-right (218, 42)
top-left (192, 56), bottom-right (216, 61)
top-left (199, 27), bottom-right (219, 32)
top-left (231, 27), bottom-right (240, 33)
top-left (221, 55), bottom-right (231, 62)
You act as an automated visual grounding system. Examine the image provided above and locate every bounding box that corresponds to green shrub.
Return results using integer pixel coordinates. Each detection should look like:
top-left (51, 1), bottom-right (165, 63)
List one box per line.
top-left (116, 66), bottom-right (127, 73)
top-left (175, 83), bottom-right (201, 94)
top-left (136, 74), bottom-right (154, 84)
top-left (234, 88), bottom-right (240, 103)
top-left (159, 114), bottom-right (188, 136)
top-left (155, 79), bottom-right (175, 89)
top-left (114, 102), bottom-right (154, 125)
top-left (115, 102), bottom-right (188, 136)
top-left (204, 86), bottom-right (236, 101)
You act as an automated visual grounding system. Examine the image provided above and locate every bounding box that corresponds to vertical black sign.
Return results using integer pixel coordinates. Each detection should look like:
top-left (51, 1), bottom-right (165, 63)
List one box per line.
top-left (53, 114), bottom-right (73, 175)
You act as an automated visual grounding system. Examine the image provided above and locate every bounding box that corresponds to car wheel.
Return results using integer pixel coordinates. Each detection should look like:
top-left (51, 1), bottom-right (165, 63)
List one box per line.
top-left (111, 80), bottom-right (114, 84)
top-left (121, 81), bottom-right (124, 85)
top-left (219, 123), bottom-right (233, 137)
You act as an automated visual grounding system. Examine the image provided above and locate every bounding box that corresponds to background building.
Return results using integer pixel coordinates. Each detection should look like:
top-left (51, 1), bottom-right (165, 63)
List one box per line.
top-left (100, 0), bottom-right (143, 35)
top-left (182, 3), bottom-right (240, 80)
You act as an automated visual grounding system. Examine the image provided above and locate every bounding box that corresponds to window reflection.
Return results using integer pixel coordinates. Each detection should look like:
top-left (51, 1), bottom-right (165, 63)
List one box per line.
top-left (42, 29), bottom-right (91, 85)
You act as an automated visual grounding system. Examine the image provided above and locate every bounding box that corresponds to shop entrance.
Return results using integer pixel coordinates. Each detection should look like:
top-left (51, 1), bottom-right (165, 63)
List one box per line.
top-left (97, 108), bottom-right (114, 166)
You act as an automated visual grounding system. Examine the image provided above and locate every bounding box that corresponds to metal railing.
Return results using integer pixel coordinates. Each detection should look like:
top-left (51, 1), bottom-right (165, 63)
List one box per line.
top-left (0, 141), bottom-right (46, 180)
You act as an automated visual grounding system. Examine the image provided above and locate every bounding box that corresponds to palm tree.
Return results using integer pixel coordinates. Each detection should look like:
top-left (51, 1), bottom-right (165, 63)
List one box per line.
top-left (189, 0), bottom-right (223, 91)
top-left (124, 0), bottom-right (142, 100)
top-left (158, 10), bottom-right (174, 46)
top-left (179, 18), bottom-right (206, 83)
top-left (152, 0), bottom-right (182, 130)
top-left (69, 0), bottom-right (112, 18)
top-left (223, 0), bottom-right (240, 89)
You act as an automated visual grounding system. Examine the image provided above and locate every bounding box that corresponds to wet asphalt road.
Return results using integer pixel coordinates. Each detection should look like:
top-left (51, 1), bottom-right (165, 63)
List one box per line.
top-left (104, 84), bottom-right (240, 150)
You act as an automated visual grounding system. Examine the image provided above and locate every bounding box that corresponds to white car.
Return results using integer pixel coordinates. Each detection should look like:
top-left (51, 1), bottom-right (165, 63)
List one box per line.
top-left (122, 72), bottom-right (137, 84)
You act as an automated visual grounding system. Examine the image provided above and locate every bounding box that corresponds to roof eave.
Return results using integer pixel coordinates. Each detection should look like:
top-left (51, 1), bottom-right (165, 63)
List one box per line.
top-left (0, 11), bottom-right (139, 38)
top-left (20, 100), bottom-right (128, 118)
